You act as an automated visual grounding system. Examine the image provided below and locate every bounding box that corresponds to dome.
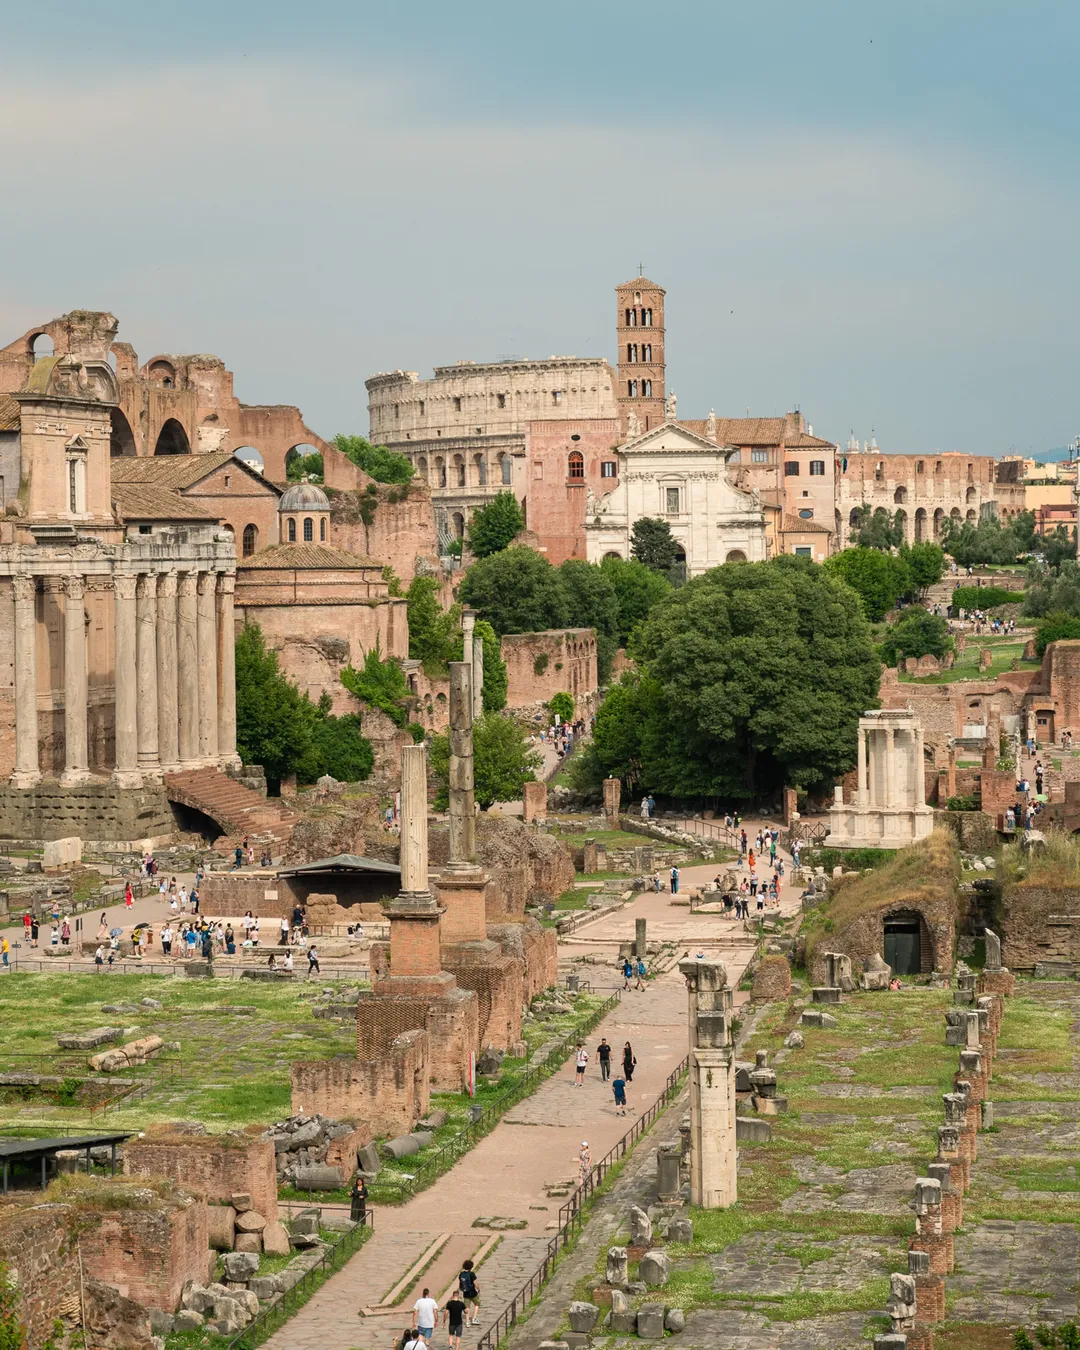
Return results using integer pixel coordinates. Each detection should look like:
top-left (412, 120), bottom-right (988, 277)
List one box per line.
top-left (278, 482), bottom-right (329, 512)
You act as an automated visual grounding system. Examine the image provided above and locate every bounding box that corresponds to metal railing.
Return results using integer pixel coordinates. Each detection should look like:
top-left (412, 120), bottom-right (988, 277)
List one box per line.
top-left (226, 1210), bottom-right (373, 1350)
top-left (0, 1049), bottom-right (184, 1118)
top-left (477, 1053), bottom-right (689, 1350)
top-left (374, 991), bottom-right (621, 1201)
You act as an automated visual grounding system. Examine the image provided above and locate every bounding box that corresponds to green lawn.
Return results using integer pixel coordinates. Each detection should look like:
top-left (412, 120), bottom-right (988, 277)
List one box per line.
top-left (900, 641), bottom-right (1039, 684)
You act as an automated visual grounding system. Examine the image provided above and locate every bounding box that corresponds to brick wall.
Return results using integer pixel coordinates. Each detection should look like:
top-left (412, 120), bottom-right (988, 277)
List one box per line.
top-left (521, 419), bottom-right (623, 565)
top-left (290, 1027), bottom-right (428, 1133)
top-left (1001, 882), bottom-right (1080, 968)
top-left (329, 485), bottom-right (441, 584)
top-left (125, 1134), bottom-right (278, 1224)
top-left (751, 954), bottom-right (792, 1002)
top-left (442, 947), bottom-right (525, 1050)
top-left (79, 1199), bottom-right (209, 1313)
top-left (501, 629), bottom-right (598, 708)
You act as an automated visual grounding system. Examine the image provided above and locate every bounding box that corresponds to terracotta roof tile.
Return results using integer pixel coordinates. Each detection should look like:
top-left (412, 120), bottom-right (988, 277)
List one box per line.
top-left (110, 451), bottom-right (278, 494)
top-left (782, 513), bottom-right (833, 534)
top-left (112, 484), bottom-right (216, 522)
top-left (238, 543), bottom-right (381, 570)
top-left (784, 433), bottom-right (837, 449)
top-left (683, 417), bottom-right (788, 445)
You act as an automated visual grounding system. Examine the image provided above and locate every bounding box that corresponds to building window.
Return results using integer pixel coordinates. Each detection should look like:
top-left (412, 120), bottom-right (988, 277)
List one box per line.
top-left (242, 524), bottom-right (258, 556)
top-left (393, 404), bottom-right (399, 420)
top-left (67, 456), bottom-right (86, 514)
top-left (665, 487), bottom-right (680, 515)
top-left (497, 393), bottom-right (506, 409)
top-left (784, 461), bottom-right (800, 476)
top-left (634, 291), bottom-right (641, 304)
top-left (798, 508), bottom-right (814, 519)
top-left (643, 308), bottom-right (653, 326)
top-left (917, 461), bottom-right (925, 474)
top-left (303, 517), bottom-right (313, 541)
top-left (809, 460), bottom-right (825, 476)
top-left (500, 455), bottom-right (512, 485)
top-left (642, 344), bottom-right (651, 362)
top-left (454, 396), bottom-right (462, 412)
top-left (751, 449), bottom-right (768, 463)
top-left (138, 524), bottom-right (152, 535)
top-left (601, 461), bottom-right (617, 478)
top-left (320, 517), bottom-right (326, 541)
top-left (794, 546), bottom-right (813, 557)
top-left (568, 451), bottom-right (584, 479)
top-left (288, 518), bottom-right (296, 542)
top-left (419, 400), bottom-right (425, 415)
top-left (642, 380), bottom-right (652, 397)
top-left (552, 390), bottom-right (562, 405)
top-left (628, 380), bottom-right (638, 398)
top-left (728, 450), bottom-right (741, 465)
top-left (533, 462), bottom-right (543, 479)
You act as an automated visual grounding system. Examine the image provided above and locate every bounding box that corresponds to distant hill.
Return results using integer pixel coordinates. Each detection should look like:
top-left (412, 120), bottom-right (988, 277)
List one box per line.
top-left (1031, 446), bottom-right (1073, 463)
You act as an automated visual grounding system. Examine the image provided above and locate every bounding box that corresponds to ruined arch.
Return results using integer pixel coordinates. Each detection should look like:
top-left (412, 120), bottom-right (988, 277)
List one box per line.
top-left (894, 486), bottom-right (907, 504)
top-left (915, 507), bottom-right (928, 542)
top-left (147, 359), bottom-right (177, 388)
top-left (30, 332), bottom-right (54, 360)
top-left (109, 407), bottom-right (137, 458)
top-left (154, 418), bottom-right (190, 455)
top-left (848, 508), bottom-right (862, 528)
top-left (933, 507), bottom-right (945, 539)
top-left (234, 446), bottom-right (265, 474)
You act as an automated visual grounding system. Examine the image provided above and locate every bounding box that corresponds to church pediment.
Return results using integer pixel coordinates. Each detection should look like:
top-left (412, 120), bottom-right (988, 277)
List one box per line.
top-left (622, 420), bottom-right (736, 457)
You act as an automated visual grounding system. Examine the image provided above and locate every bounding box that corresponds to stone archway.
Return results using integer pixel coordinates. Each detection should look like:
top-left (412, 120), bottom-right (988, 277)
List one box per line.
top-left (154, 418), bottom-right (190, 455)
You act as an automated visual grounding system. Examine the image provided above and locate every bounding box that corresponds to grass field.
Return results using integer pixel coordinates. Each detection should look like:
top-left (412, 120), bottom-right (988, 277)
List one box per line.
top-left (899, 639), bottom-right (1040, 684)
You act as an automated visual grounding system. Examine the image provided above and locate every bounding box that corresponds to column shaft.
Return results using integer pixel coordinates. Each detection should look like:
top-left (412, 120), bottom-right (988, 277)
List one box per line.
top-left (157, 575), bottom-right (179, 770)
top-left (915, 726), bottom-right (926, 806)
top-left (216, 574), bottom-right (239, 766)
top-left (11, 575), bottom-right (40, 786)
top-left (447, 661), bottom-right (476, 867)
top-left (472, 633), bottom-right (484, 720)
top-left (177, 572), bottom-right (200, 767)
top-left (113, 574), bottom-right (140, 787)
top-left (884, 727), bottom-right (896, 810)
top-left (61, 574), bottom-right (89, 784)
top-left (867, 729), bottom-right (877, 806)
top-left (197, 572), bottom-right (218, 761)
top-left (399, 742), bottom-right (431, 895)
top-left (136, 574), bottom-right (160, 774)
top-left (856, 725), bottom-right (867, 805)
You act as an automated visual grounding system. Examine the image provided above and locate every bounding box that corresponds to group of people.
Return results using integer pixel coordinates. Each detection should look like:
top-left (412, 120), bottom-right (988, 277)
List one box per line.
top-left (574, 1037), bottom-right (637, 1115)
top-left (22, 912), bottom-right (71, 948)
top-left (401, 1260), bottom-right (482, 1349)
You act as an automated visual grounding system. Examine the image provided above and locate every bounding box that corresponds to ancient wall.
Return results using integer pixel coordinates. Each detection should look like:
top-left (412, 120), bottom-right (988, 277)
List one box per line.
top-left (429, 815), bottom-right (575, 914)
top-left (1000, 882), bottom-right (1080, 969)
top-left (810, 901), bottom-right (953, 981)
top-left (79, 1198), bottom-right (209, 1312)
top-left (751, 953), bottom-right (792, 1002)
top-left (290, 1027), bottom-right (428, 1133)
top-left (488, 917), bottom-right (558, 1000)
top-left (329, 485), bottom-right (441, 584)
top-left (442, 948), bottom-right (525, 1050)
top-left (124, 1133), bottom-right (278, 1224)
top-left (0, 783), bottom-right (174, 845)
top-left (501, 629), bottom-right (598, 708)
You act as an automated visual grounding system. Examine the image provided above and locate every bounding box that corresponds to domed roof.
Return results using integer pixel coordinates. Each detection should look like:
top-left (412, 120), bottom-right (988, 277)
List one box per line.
top-left (278, 482), bottom-right (330, 512)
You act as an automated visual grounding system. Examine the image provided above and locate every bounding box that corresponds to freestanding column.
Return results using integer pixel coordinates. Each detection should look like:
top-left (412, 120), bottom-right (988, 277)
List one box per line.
top-left (11, 574), bottom-right (40, 787)
top-left (472, 632), bottom-right (484, 720)
top-left (679, 958), bottom-right (737, 1208)
top-left (112, 574), bottom-right (141, 788)
top-left (461, 611), bottom-right (475, 668)
top-left (156, 574), bottom-right (180, 771)
top-left (914, 726), bottom-right (926, 806)
top-left (196, 572), bottom-right (219, 762)
top-left (61, 574), bottom-right (89, 784)
top-left (857, 726), bottom-right (868, 805)
top-left (135, 574), bottom-right (160, 778)
top-left (398, 743), bottom-right (434, 902)
top-left (885, 728), bottom-right (896, 810)
top-left (177, 572), bottom-right (200, 767)
top-left (216, 574), bottom-right (240, 768)
top-left (447, 661), bottom-right (476, 869)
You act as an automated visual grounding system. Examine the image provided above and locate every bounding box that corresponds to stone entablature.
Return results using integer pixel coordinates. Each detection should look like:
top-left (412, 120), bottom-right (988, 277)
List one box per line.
top-left (829, 709), bottom-right (934, 849)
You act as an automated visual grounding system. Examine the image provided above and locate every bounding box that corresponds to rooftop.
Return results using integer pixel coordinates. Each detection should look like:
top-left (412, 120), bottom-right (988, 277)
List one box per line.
top-left (110, 451), bottom-right (277, 492)
top-left (277, 853), bottom-right (401, 877)
top-left (112, 484), bottom-right (216, 522)
top-left (237, 542), bottom-right (382, 570)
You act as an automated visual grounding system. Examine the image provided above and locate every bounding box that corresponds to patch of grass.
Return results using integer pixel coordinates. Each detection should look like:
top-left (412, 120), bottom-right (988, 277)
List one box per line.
top-left (774, 1241), bottom-right (838, 1267)
top-left (681, 1206), bottom-right (911, 1254)
top-left (660, 1263), bottom-right (890, 1322)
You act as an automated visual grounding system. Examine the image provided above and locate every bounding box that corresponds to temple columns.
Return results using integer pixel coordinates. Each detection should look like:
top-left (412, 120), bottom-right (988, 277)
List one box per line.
top-left (885, 727), bottom-right (897, 810)
top-left (113, 574), bottom-right (141, 788)
top-left (136, 574), bottom-right (160, 778)
top-left (157, 574), bottom-right (180, 771)
top-left (857, 725), bottom-right (868, 805)
top-left (60, 574), bottom-right (89, 784)
top-left (11, 575), bottom-right (40, 787)
top-left (196, 572), bottom-right (218, 762)
top-left (216, 574), bottom-right (239, 767)
top-left (177, 572), bottom-right (200, 767)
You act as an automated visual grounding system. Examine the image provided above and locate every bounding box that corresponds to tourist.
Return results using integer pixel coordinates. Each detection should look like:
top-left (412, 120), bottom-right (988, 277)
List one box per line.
top-left (577, 1140), bottom-right (591, 1183)
top-left (574, 1042), bottom-right (589, 1086)
top-left (612, 1074), bottom-right (627, 1115)
top-left (740, 828), bottom-right (747, 854)
top-left (635, 956), bottom-right (646, 990)
top-left (1, 937), bottom-right (9, 969)
top-left (647, 795), bottom-right (655, 818)
top-left (225, 924), bottom-right (236, 954)
top-left (307, 945), bottom-right (320, 975)
top-left (749, 876), bottom-right (758, 899)
top-left (241, 911), bottom-right (254, 937)
top-left (61, 918), bottom-right (70, 946)
top-left (283, 949), bottom-right (294, 972)
top-left (621, 957), bottom-right (633, 990)
top-left (652, 872), bottom-right (661, 893)
top-left (30, 917), bottom-right (38, 948)
top-left (402, 1329), bottom-right (423, 1350)
top-left (124, 881), bottom-right (133, 909)
top-left (233, 845), bottom-right (243, 871)
top-left (251, 919), bottom-right (260, 947)
top-left (161, 924), bottom-right (173, 957)
top-left (640, 797), bottom-right (649, 819)
top-left (412, 1287), bottom-right (439, 1343)
top-left (622, 1041), bottom-right (636, 1082)
top-left (458, 1259), bottom-right (481, 1326)
top-left (596, 1037), bottom-right (612, 1081)
top-left (94, 944), bottom-right (104, 969)
top-left (267, 953), bottom-right (277, 970)
top-left (350, 1172), bottom-right (369, 1223)
top-left (169, 894), bottom-right (179, 916)
top-left (280, 916), bottom-right (289, 946)
top-left (22, 912), bottom-right (30, 943)
top-left (443, 1286), bottom-right (466, 1350)
top-left (670, 865), bottom-right (679, 894)
top-left (260, 849), bottom-right (272, 867)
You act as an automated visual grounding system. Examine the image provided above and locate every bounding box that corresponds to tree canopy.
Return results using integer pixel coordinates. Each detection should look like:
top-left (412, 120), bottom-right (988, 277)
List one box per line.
top-left (901, 542), bottom-right (946, 597)
top-left (235, 623), bottom-right (373, 785)
top-left (823, 547), bottom-right (910, 621)
top-left (406, 575), bottom-right (460, 669)
top-left (630, 517), bottom-right (679, 572)
top-left (600, 555), bottom-right (672, 646)
top-left (558, 560), bottom-right (620, 682)
top-left (466, 491), bottom-right (525, 558)
top-left (1024, 560), bottom-right (1080, 621)
top-left (333, 434), bottom-right (414, 485)
top-left (458, 546), bottom-right (568, 635)
top-left (1034, 612), bottom-right (1080, 658)
top-left (878, 609), bottom-right (953, 667)
top-left (340, 646), bottom-right (424, 741)
top-left (429, 713), bottom-right (542, 809)
top-left (849, 506), bottom-right (905, 551)
top-left (941, 516), bottom-right (1024, 567)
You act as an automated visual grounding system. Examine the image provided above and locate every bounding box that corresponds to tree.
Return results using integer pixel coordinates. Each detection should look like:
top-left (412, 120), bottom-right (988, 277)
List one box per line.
top-left (1023, 559), bottom-right (1080, 620)
top-left (878, 610), bottom-right (953, 667)
top-left (466, 491), bottom-right (525, 558)
top-left (600, 555), bottom-right (672, 645)
top-left (430, 713), bottom-right (542, 809)
top-left (622, 554), bottom-right (879, 798)
top-left (286, 450), bottom-right (323, 482)
top-left (297, 695), bottom-right (375, 784)
top-left (333, 433), bottom-right (414, 485)
top-left (824, 547), bottom-right (911, 621)
top-left (1041, 525), bottom-right (1077, 572)
top-left (549, 692), bottom-right (574, 722)
top-left (941, 516), bottom-right (1022, 567)
top-left (899, 542), bottom-right (945, 598)
top-left (630, 517), bottom-right (679, 572)
top-left (558, 559), bottom-right (620, 682)
top-left (850, 506), bottom-right (904, 550)
top-left (1034, 612), bottom-right (1080, 658)
top-left (340, 646), bottom-right (423, 740)
top-left (406, 576), bottom-right (459, 670)
top-left (458, 546), bottom-right (568, 635)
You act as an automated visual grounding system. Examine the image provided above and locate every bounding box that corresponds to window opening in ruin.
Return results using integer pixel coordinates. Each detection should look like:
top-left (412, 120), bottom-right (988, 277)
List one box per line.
top-left (394, 404), bottom-right (400, 419)
top-left (499, 455), bottom-right (511, 485)
top-left (643, 308), bottom-right (652, 326)
top-left (497, 393), bottom-right (506, 408)
top-left (243, 524), bottom-right (258, 556)
top-left (419, 400), bottom-right (425, 415)
top-left (288, 518), bottom-right (296, 542)
top-left (303, 518), bottom-right (313, 542)
top-left (139, 524), bottom-right (152, 535)
top-left (456, 458), bottom-right (466, 487)
top-left (601, 461), bottom-right (617, 478)
top-left (634, 291), bottom-right (641, 304)
top-left (628, 344), bottom-right (637, 362)
top-left (552, 391), bottom-right (562, 405)
top-left (626, 308), bottom-right (636, 326)
top-left (67, 456), bottom-right (86, 514)
top-left (30, 332), bottom-right (54, 360)
top-left (628, 380), bottom-right (638, 398)
top-left (568, 451), bottom-right (584, 479)
top-left (917, 461), bottom-right (925, 473)
top-left (454, 397), bottom-right (462, 412)
top-left (643, 344), bottom-right (651, 361)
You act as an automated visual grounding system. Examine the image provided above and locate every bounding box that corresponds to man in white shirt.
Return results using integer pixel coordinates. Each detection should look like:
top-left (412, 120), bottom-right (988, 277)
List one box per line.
top-left (412, 1289), bottom-right (439, 1343)
top-left (574, 1043), bottom-right (589, 1087)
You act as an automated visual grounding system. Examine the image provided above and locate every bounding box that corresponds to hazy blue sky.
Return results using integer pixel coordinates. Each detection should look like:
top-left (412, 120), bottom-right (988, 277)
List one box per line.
top-left (3, 1), bottom-right (1078, 453)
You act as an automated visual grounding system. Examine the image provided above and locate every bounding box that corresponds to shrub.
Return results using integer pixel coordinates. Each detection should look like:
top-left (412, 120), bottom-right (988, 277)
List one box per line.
top-left (534, 653), bottom-right (549, 676)
top-left (951, 585), bottom-right (1020, 610)
top-left (549, 692), bottom-right (574, 722)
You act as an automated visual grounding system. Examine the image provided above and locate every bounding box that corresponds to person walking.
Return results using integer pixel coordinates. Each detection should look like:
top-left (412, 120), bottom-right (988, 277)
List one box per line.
top-left (307, 945), bottom-right (320, 976)
top-left (612, 1073), bottom-right (627, 1115)
top-left (574, 1042), bottom-right (589, 1086)
top-left (596, 1037), bottom-right (612, 1081)
top-left (622, 1040), bottom-right (636, 1083)
top-left (30, 918), bottom-right (38, 949)
top-left (444, 1288), bottom-right (467, 1350)
top-left (621, 957), bottom-right (633, 991)
top-left (124, 880), bottom-right (133, 909)
top-left (635, 956), bottom-right (646, 990)
top-left (458, 1259), bottom-right (481, 1326)
top-left (670, 865), bottom-right (679, 894)
top-left (412, 1289), bottom-right (439, 1346)
top-left (1, 937), bottom-right (9, 970)
top-left (577, 1140), bottom-right (592, 1183)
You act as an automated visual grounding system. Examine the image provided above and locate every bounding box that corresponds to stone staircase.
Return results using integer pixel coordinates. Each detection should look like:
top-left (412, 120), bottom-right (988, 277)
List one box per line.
top-left (163, 767), bottom-right (301, 845)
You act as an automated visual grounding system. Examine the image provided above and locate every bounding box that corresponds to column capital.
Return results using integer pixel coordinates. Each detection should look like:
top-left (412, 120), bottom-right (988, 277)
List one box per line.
top-left (158, 572), bottom-right (178, 598)
top-left (64, 573), bottom-right (84, 600)
top-left (197, 570), bottom-right (216, 596)
top-left (216, 573), bottom-right (236, 596)
top-left (136, 572), bottom-right (157, 600)
top-left (12, 573), bottom-right (36, 604)
top-left (114, 573), bottom-right (138, 602)
top-left (178, 572), bottom-right (198, 598)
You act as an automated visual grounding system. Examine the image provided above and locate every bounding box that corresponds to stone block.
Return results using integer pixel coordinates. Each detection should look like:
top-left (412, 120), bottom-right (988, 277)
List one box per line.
top-left (206, 1206), bottom-right (237, 1252)
top-left (736, 1117), bottom-right (772, 1143)
top-left (148, 1309), bottom-right (174, 1335)
top-left (538, 1342), bottom-right (570, 1350)
top-left (667, 1218), bottom-right (693, 1244)
top-left (610, 1304), bottom-right (637, 1334)
top-left (222, 1252), bottom-right (260, 1282)
top-left (262, 1221), bottom-right (291, 1256)
top-left (292, 1166), bottom-right (344, 1190)
top-left (57, 1027), bottom-right (122, 1050)
top-left (290, 1212), bottom-right (321, 1236)
top-left (43, 836), bottom-right (82, 868)
top-left (249, 1277), bottom-right (283, 1300)
top-left (784, 1031), bottom-right (804, 1049)
top-left (421, 1109), bottom-right (449, 1129)
top-left (811, 986), bottom-right (841, 1004)
top-left (665, 1308), bottom-right (686, 1333)
top-left (636, 1303), bottom-right (667, 1339)
top-left (567, 1301), bottom-right (600, 1333)
top-left (234, 1232), bottom-right (261, 1253)
top-left (606, 1247), bottom-right (628, 1286)
top-left (235, 1210), bottom-right (267, 1233)
top-left (383, 1135), bottom-right (420, 1160)
top-left (173, 1311), bottom-right (204, 1330)
top-left (638, 1250), bottom-right (670, 1287)
top-left (357, 1142), bottom-right (381, 1175)
top-left (231, 1193), bottom-right (253, 1213)
top-left (629, 1204), bottom-right (652, 1247)
top-left (799, 1009), bottom-right (837, 1028)
top-left (409, 1130), bottom-right (434, 1148)
top-left (734, 1062), bottom-right (753, 1092)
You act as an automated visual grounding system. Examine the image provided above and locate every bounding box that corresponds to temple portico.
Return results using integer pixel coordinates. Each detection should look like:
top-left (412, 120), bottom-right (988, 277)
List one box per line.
top-left (829, 709), bottom-right (934, 849)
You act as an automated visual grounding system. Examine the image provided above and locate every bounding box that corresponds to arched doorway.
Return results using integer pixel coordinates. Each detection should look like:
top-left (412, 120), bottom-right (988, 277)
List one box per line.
top-left (110, 408), bottom-right (137, 457)
top-left (452, 511), bottom-right (465, 539)
top-left (285, 443), bottom-right (321, 481)
top-left (234, 446), bottom-right (265, 474)
top-left (933, 507), bottom-right (945, 539)
top-left (915, 508), bottom-right (927, 542)
top-left (883, 909), bottom-right (932, 975)
top-left (154, 419), bottom-right (190, 455)
top-left (895, 508), bottom-right (908, 541)
top-left (147, 360), bottom-right (177, 388)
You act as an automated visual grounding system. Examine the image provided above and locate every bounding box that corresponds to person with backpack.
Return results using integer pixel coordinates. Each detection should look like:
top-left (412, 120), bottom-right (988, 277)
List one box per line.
top-left (458, 1259), bottom-right (480, 1325)
top-left (612, 1073), bottom-right (627, 1115)
top-left (634, 957), bottom-right (646, 991)
top-left (621, 958), bottom-right (633, 991)
top-left (574, 1042), bottom-right (589, 1086)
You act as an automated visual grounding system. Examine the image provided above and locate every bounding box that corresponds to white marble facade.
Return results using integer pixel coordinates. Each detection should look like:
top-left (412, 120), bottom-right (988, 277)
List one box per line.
top-left (828, 709), bottom-right (934, 849)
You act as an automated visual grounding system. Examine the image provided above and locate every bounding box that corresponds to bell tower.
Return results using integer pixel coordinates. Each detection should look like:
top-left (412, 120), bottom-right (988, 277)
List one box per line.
top-left (616, 274), bottom-right (666, 436)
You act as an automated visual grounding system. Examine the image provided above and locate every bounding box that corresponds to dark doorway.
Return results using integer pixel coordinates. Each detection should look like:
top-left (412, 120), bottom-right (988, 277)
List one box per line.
top-left (884, 917), bottom-right (922, 975)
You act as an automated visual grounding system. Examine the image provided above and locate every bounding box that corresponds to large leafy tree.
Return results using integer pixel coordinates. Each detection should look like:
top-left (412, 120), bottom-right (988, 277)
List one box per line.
top-left (1034, 611), bottom-right (1080, 658)
top-left (824, 547), bottom-right (910, 621)
top-left (1023, 559), bottom-right (1080, 619)
top-left (558, 560), bottom-right (620, 682)
top-left (458, 546), bottom-right (568, 635)
top-left (941, 516), bottom-right (1023, 567)
top-left (600, 556), bottom-right (672, 645)
top-left (899, 542), bottom-right (945, 598)
top-left (333, 433), bottom-right (414, 485)
top-left (467, 491), bottom-right (526, 558)
top-left (406, 576), bottom-right (460, 669)
top-left (850, 506), bottom-right (905, 551)
top-left (430, 713), bottom-right (542, 808)
top-left (619, 554), bottom-right (879, 798)
top-left (630, 517), bottom-right (679, 572)
top-left (878, 610), bottom-right (953, 667)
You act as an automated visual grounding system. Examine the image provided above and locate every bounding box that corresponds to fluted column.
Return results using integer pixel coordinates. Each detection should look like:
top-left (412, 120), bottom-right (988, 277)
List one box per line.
top-left (11, 574), bottom-right (40, 787)
top-left (856, 725), bottom-right (867, 805)
top-left (216, 574), bottom-right (239, 767)
top-left (177, 572), bottom-right (200, 767)
top-left (197, 572), bottom-right (218, 762)
top-left (915, 726), bottom-right (926, 806)
top-left (61, 574), bottom-right (89, 784)
top-left (136, 574), bottom-right (160, 778)
top-left (113, 573), bottom-right (141, 788)
top-left (884, 727), bottom-right (896, 810)
top-left (157, 574), bottom-right (179, 771)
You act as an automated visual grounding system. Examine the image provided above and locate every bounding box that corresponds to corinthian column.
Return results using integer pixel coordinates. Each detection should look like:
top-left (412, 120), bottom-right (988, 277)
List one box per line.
top-left (61, 574), bottom-right (89, 784)
top-left (856, 724), bottom-right (867, 805)
top-left (177, 572), bottom-right (200, 767)
top-left (884, 727), bottom-right (896, 811)
top-left (157, 574), bottom-right (179, 771)
top-left (447, 661), bottom-right (476, 869)
top-left (112, 573), bottom-right (141, 788)
top-left (216, 574), bottom-right (239, 768)
top-left (136, 574), bottom-right (160, 778)
top-left (915, 725), bottom-right (926, 806)
top-left (197, 572), bottom-right (218, 762)
top-left (11, 575), bottom-right (40, 787)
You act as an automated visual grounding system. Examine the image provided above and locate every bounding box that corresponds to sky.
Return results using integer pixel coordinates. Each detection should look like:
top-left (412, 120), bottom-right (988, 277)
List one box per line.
top-left (2, 1), bottom-right (1078, 455)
